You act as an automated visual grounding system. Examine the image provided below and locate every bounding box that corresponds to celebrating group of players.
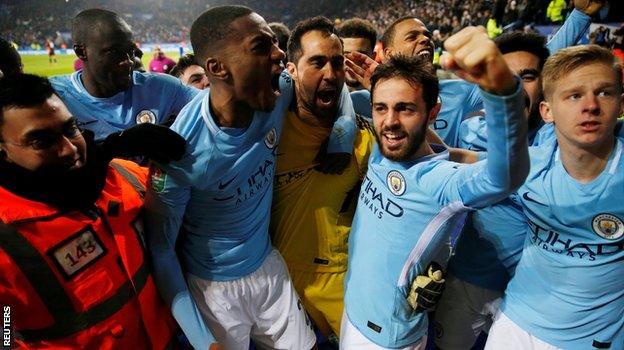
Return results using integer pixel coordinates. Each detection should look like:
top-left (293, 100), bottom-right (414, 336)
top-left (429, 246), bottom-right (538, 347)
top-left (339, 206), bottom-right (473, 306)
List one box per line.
top-left (0, 0), bottom-right (621, 349)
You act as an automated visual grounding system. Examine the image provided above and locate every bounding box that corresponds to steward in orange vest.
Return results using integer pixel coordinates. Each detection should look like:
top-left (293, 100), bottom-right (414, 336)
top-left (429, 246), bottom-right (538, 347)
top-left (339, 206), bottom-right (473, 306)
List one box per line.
top-left (0, 74), bottom-right (186, 349)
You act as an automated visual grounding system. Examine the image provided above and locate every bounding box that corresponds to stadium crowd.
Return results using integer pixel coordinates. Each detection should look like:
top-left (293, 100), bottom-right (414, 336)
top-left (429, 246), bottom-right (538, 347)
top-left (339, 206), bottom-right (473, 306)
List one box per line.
top-left (0, 0), bottom-right (623, 350)
top-left (2, 0), bottom-right (621, 48)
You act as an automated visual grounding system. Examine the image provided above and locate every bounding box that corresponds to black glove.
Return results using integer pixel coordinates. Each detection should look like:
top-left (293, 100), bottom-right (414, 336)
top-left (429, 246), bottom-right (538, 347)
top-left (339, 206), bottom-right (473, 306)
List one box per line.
top-left (315, 152), bottom-right (351, 174)
top-left (407, 261), bottom-right (446, 312)
top-left (314, 139), bottom-right (351, 175)
top-left (103, 123), bottom-right (186, 164)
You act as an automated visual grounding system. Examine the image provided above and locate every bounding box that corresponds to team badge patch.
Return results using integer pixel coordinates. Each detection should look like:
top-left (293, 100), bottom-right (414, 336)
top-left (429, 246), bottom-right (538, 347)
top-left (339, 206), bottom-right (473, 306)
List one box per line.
top-left (49, 228), bottom-right (106, 279)
top-left (150, 166), bottom-right (167, 193)
top-left (387, 170), bottom-right (406, 196)
top-left (136, 109), bottom-right (156, 124)
top-left (592, 214), bottom-right (624, 240)
top-left (264, 127), bottom-right (277, 149)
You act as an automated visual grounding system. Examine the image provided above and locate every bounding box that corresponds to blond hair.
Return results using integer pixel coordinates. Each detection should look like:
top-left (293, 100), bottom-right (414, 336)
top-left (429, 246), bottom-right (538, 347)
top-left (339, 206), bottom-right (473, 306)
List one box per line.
top-left (541, 44), bottom-right (622, 100)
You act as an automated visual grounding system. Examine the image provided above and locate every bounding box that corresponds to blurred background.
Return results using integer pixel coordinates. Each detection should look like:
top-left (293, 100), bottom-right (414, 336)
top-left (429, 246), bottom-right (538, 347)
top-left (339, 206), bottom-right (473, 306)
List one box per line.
top-left (1, 0), bottom-right (622, 77)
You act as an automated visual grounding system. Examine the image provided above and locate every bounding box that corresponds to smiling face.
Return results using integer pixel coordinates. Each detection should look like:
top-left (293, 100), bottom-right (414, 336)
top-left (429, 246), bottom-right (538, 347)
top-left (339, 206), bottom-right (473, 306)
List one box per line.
top-left (541, 62), bottom-right (623, 151)
top-left (219, 13), bottom-right (285, 112)
top-left (288, 30), bottom-right (345, 122)
top-left (0, 95), bottom-right (87, 172)
top-left (372, 77), bottom-right (437, 161)
top-left (384, 18), bottom-right (434, 63)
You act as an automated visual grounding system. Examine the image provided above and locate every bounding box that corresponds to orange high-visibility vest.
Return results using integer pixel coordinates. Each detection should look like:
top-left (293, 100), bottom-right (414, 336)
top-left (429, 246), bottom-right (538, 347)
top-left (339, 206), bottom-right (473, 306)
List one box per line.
top-left (0, 159), bottom-right (177, 349)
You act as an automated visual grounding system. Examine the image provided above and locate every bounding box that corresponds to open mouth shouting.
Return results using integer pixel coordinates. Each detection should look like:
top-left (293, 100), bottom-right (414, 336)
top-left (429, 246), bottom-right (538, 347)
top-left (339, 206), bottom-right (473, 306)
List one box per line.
top-left (415, 46), bottom-right (434, 62)
top-left (316, 86), bottom-right (338, 108)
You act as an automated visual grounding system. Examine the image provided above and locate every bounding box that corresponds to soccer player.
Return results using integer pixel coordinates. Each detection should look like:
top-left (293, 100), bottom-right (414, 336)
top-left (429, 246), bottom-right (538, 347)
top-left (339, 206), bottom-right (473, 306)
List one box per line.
top-left (347, 15), bottom-right (483, 136)
top-left (144, 6), bottom-right (355, 350)
top-left (341, 26), bottom-right (529, 349)
top-left (484, 44), bottom-right (623, 350)
top-left (347, 1), bottom-right (597, 145)
top-left (457, 1), bottom-right (603, 151)
top-left (338, 18), bottom-right (378, 92)
top-left (433, 2), bottom-right (606, 348)
top-left (170, 53), bottom-right (209, 90)
top-left (50, 9), bottom-right (198, 141)
top-left (271, 16), bottom-right (376, 342)
top-left (46, 40), bottom-right (57, 64)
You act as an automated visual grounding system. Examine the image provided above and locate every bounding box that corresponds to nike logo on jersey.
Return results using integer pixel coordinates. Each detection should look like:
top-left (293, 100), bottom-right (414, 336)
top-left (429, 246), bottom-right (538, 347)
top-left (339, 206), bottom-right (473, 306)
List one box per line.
top-left (218, 175), bottom-right (237, 190)
top-left (522, 192), bottom-right (547, 206)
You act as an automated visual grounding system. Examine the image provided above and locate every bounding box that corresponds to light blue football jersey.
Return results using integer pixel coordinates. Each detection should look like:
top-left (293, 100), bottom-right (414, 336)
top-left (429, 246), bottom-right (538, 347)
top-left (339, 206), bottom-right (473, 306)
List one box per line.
top-left (344, 82), bottom-right (528, 348)
top-left (448, 197), bottom-right (525, 291)
top-left (501, 137), bottom-right (624, 350)
top-left (450, 8), bottom-right (593, 290)
top-left (432, 79), bottom-right (483, 147)
top-left (144, 71), bottom-right (355, 349)
top-left (458, 8), bottom-right (591, 151)
top-left (352, 89), bottom-right (372, 120)
top-left (50, 71), bottom-right (199, 140)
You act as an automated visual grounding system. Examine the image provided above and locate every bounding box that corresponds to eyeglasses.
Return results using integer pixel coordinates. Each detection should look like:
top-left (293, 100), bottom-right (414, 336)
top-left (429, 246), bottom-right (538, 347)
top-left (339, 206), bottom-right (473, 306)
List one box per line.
top-left (1, 122), bottom-right (84, 151)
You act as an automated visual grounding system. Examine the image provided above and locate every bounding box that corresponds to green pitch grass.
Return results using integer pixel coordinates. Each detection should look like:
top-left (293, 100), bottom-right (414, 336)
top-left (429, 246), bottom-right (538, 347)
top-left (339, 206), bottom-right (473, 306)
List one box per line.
top-left (22, 51), bottom-right (181, 77)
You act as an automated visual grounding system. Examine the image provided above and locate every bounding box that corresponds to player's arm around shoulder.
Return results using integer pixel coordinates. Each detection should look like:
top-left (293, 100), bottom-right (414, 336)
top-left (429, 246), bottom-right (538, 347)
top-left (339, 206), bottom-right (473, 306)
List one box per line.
top-left (441, 26), bottom-right (529, 207)
top-left (315, 84), bottom-right (358, 174)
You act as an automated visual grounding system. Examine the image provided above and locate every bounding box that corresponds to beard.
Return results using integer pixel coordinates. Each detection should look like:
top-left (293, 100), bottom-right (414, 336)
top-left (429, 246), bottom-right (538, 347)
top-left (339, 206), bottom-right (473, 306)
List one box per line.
top-left (0, 131), bottom-right (111, 210)
top-left (295, 87), bottom-right (339, 126)
top-left (375, 119), bottom-right (428, 162)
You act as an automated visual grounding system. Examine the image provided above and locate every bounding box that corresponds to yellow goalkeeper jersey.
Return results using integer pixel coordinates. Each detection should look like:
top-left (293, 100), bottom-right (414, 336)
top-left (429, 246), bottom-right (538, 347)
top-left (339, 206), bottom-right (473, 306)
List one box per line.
top-left (271, 111), bottom-right (375, 273)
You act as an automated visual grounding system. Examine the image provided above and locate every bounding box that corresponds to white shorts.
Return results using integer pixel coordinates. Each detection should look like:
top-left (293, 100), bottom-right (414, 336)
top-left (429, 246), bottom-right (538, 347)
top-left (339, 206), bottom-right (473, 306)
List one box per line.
top-left (434, 272), bottom-right (502, 349)
top-left (187, 249), bottom-right (316, 350)
top-left (339, 310), bottom-right (427, 350)
top-left (485, 311), bottom-right (561, 350)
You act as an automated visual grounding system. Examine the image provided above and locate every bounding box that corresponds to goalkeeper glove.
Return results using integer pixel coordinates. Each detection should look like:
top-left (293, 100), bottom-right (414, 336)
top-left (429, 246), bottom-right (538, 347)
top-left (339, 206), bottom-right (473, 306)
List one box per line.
top-left (407, 261), bottom-right (446, 312)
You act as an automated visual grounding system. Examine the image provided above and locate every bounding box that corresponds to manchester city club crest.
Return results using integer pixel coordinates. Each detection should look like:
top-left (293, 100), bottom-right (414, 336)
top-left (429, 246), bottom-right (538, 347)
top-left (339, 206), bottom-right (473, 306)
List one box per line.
top-left (264, 127), bottom-right (277, 149)
top-left (136, 109), bottom-right (157, 124)
top-left (386, 170), bottom-right (406, 196)
top-left (592, 213), bottom-right (624, 240)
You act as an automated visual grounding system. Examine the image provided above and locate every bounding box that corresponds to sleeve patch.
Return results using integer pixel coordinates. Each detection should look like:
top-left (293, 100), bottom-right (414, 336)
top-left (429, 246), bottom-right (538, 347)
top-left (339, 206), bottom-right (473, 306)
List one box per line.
top-left (149, 166), bottom-right (168, 193)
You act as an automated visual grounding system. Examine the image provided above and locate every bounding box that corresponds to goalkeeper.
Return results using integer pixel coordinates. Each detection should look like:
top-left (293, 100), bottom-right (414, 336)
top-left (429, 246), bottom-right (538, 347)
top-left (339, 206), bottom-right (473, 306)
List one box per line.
top-left (270, 17), bottom-right (448, 346)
